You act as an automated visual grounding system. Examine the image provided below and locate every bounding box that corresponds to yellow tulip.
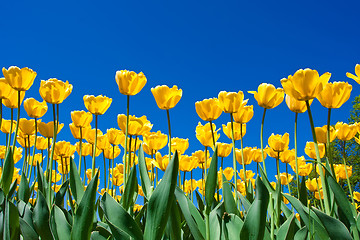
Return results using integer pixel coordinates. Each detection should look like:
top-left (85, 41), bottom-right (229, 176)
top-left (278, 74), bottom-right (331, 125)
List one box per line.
top-left (85, 128), bottom-right (103, 144)
top-left (248, 83), bottom-right (284, 109)
top-left (45, 170), bottom-right (62, 183)
top-left (223, 167), bottom-right (234, 181)
top-left (23, 98), bottom-right (48, 119)
top-left (153, 152), bottom-right (170, 171)
top-left (192, 150), bottom-right (210, 166)
top-left (39, 78), bottom-right (73, 104)
top-left (281, 68), bottom-right (331, 101)
top-left (236, 180), bottom-right (246, 195)
top-left (233, 105), bottom-right (254, 123)
top-left (36, 136), bottom-right (50, 150)
top-left (117, 114), bottom-right (152, 136)
top-left (96, 134), bottom-right (111, 151)
top-left (151, 85), bottom-right (182, 110)
top-left (103, 145), bottom-right (121, 159)
top-left (335, 122), bottom-right (357, 141)
top-left (111, 171), bottom-right (124, 186)
top-left (216, 142), bottom-right (232, 158)
top-left (121, 137), bottom-right (142, 152)
top-left (268, 133), bottom-right (289, 152)
top-left (143, 131), bottom-right (168, 151)
top-left (71, 110), bottom-right (93, 128)
top-left (75, 142), bottom-right (92, 157)
top-left (0, 78), bottom-right (15, 99)
top-left (354, 191), bottom-right (360, 202)
top-left (55, 141), bottom-right (76, 158)
top-left (304, 141), bottom-right (325, 159)
top-left (2, 90), bottom-right (25, 108)
top-left (28, 153), bottom-right (43, 167)
top-left (0, 119), bottom-right (16, 134)
top-left (179, 155), bottom-right (198, 172)
top-left (315, 189), bottom-right (324, 200)
top-left (196, 122), bottom-right (220, 147)
top-left (195, 98), bottom-right (223, 121)
top-left (315, 125), bottom-right (336, 144)
top-left (171, 137), bottom-right (189, 154)
top-left (83, 95), bottom-right (112, 115)
top-left (238, 169), bottom-right (255, 181)
top-left (275, 173), bottom-right (294, 185)
top-left (252, 147), bottom-right (266, 163)
top-left (285, 94), bottom-right (310, 113)
top-left (334, 164), bottom-right (352, 180)
top-left (222, 122), bottom-right (246, 140)
top-left (19, 118), bottom-right (39, 136)
top-left (13, 147), bottom-right (23, 164)
top-left (0, 146), bottom-right (6, 159)
top-left (115, 70), bottom-right (147, 96)
top-left (106, 128), bottom-right (125, 146)
top-left (2, 66), bottom-right (37, 91)
top-left (306, 178), bottom-right (321, 192)
top-left (17, 134), bottom-right (35, 148)
top-left (58, 162), bottom-right (70, 175)
top-left (38, 121), bottom-right (64, 138)
top-left (235, 147), bottom-right (253, 165)
top-left (279, 149), bottom-right (295, 164)
top-left (218, 91), bottom-right (247, 113)
top-left (184, 179), bottom-right (197, 193)
top-left (317, 82), bottom-right (352, 108)
top-left (69, 123), bottom-right (91, 140)
top-left (346, 64), bottom-right (360, 84)
top-left (265, 146), bottom-right (278, 158)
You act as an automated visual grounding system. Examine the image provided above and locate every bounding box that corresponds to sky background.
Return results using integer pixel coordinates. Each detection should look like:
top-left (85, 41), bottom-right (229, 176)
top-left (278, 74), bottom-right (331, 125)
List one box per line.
top-left (1, 0), bottom-right (360, 185)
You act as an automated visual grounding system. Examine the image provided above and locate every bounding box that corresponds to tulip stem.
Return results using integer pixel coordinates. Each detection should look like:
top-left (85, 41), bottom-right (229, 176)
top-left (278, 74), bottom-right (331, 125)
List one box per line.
top-left (204, 146), bottom-right (208, 179)
top-left (124, 95), bottom-right (130, 187)
top-left (7, 108), bottom-right (14, 152)
top-left (327, 108), bottom-right (336, 176)
top-left (342, 141), bottom-right (356, 210)
top-left (240, 123), bottom-right (247, 195)
top-left (29, 118), bottom-right (38, 181)
top-left (91, 114), bottom-right (98, 178)
top-left (78, 128), bottom-right (83, 176)
top-left (12, 91), bottom-right (21, 150)
top-left (305, 100), bottom-right (330, 215)
top-left (103, 151), bottom-right (107, 190)
top-left (294, 113), bottom-right (300, 198)
top-left (230, 113), bottom-right (238, 205)
top-left (260, 108), bottom-right (267, 176)
top-left (83, 156), bottom-right (86, 185)
top-left (111, 145), bottom-right (115, 195)
top-left (48, 104), bottom-right (58, 203)
top-left (209, 120), bottom-right (216, 148)
top-left (166, 109), bottom-right (172, 161)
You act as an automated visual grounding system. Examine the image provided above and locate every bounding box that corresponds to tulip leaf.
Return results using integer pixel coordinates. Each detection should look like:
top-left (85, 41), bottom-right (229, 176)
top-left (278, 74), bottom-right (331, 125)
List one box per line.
top-left (166, 198), bottom-right (182, 240)
top-left (259, 165), bottom-right (275, 194)
top-left (222, 213), bottom-right (243, 240)
top-left (100, 192), bottom-right (143, 240)
top-left (19, 218), bottom-right (39, 240)
top-left (299, 176), bottom-right (307, 207)
top-left (238, 190), bottom-right (251, 213)
top-left (284, 194), bottom-right (329, 240)
top-left (18, 172), bottom-right (30, 203)
top-left (33, 191), bottom-right (53, 240)
top-left (294, 226), bottom-right (308, 240)
top-left (69, 157), bottom-right (84, 204)
top-left (209, 203), bottom-right (223, 240)
top-left (138, 144), bottom-right (152, 198)
top-left (311, 207), bottom-right (353, 240)
top-left (17, 200), bottom-right (36, 231)
top-left (195, 191), bottom-right (205, 213)
top-left (71, 170), bottom-right (99, 240)
top-left (240, 176), bottom-right (269, 240)
top-left (55, 180), bottom-right (69, 207)
top-left (50, 205), bottom-right (71, 240)
top-left (175, 187), bottom-right (205, 240)
top-left (144, 151), bottom-right (179, 240)
top-left (3, 199), bottom-right (20, 240)
top-left (36, 162), bottom-right (47, 196)
top-left (222, 174), bottom-right (238, 216)
top-left (121, 164), bottom-right (138, 211)
top-left (276, 213), bottom-right (297, 240)
top-left (8, 180), bottom-right (17, 200)
top-left (0, 148), bottom-right (14, 196)
top-left (205, 147), bottom-right (218, 207)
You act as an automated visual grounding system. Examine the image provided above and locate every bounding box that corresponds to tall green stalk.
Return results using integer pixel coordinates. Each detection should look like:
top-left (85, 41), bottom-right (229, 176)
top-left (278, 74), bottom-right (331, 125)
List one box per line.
top-left (326, 108), bottom-right (336, 176)
top-left (240, 123), bottom-right (247, 193)
top-left (123, 95), bottom-right (130, 186)
top-left (48, 104), bottom-right (58, 203)
top-left (294, 113), bottom-right (300, 198)
top-left (230, 113), bottom-right (238, 205)
top-left (78, 128), bottom-right (83, 176)
top-left (260, 108), bottom-right (267, 175)
top-left (91, 114), bottom-right (98, 178)
top-left (12, 91), bottom-right (21, 150)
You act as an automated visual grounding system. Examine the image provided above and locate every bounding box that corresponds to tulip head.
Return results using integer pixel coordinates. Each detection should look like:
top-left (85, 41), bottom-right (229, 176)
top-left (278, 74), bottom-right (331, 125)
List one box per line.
top-left (2, 66), bottom-right (37, 91)
top-left (143, 131), bottom-right (168, 152)
top-left (151, 85), bottom-right (182, 110)
top-left (216, 142), bottom-right (232, 158)
top-left (117, 114), bottom-right (153, 136)
top-left (315, 125), bottom-right (336, 144)
top-left (233, 105), bottom-right (254, 123)
top-left (115, 70), bottom-right (147, 96)
top-left (222, 122), bottom-right (246, 141)
top-left (195, 98), bottom-right (223, 121)
top-left (71, 110), bottom-right (93, 128)
top-left (346, 64), bottom-right (360, 84)
top-left (24, 98), bottom-right (48, 119)
top-left (195, 122), bottom-right (220, 147)
top-left (39, 78), bottom-right (73, 104)
top-left (317, 82), bottom-right (352, 109)
top-left (285, 94), bottom-right (310, 113)
top-left (218, 91), bottom-right (247, 113)
top-left (0, 78), bottom-right (15, 99)
top-left (281, 68), bottom-right (331, 101)
top-left (248, 83), bottom-right (284, 109)
top-left (83, 95), bottom-right (112, 115)
top-left (268, 133), bottom-right (289, 152)
top-left (335, 122), bottom-right (357, 141)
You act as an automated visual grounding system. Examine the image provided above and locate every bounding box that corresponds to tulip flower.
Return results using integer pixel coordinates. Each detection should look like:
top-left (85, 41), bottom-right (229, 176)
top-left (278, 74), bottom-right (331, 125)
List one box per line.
top-left (223, 167), bottom-right (234, 181)
top-left (39, 78), bottom-right (73, 104)
top-left (55, 141), bottom-right (76, 158)
top-left (151, 85), bottom-right (183, 110)
top-left (285, 94), bottom-right (310, 113)
top-left (335, 122), bottom-right (358, 141)
top-left (179, 155), bottom-right (198, 172)
top-left (235, 147), bottom-right (253, 165)
top-left (38, 121), bottom-right (64, 138)
top-left (218, 91), bottom-right (247, 113)
top-left (0, 78), bottom-right (15, 100)
top-left (69, 123), bottom-right (91, 140)
top-left (83, 95), bottom-right (112, 116)
top-left (2, 90), bottom-right (25, 109)
top-left (1, 119), bottom-right (16, 134)
top-left (71, 110), bottom-right (93, 128)
top-left (36, 136), bottom-right (49, 150)
top-left (222, 122), bottom-right (246, 140)
top-left (334, 164), bottom-right (352, 180)
top-left (275, 173), bottom-right (294, 185)
top-left (2, 66), bottom-right (37, 91)
top-left (306, 178), bottom-right (322, 192)
top-left (117, 114), bottom-right (152, 136)
top-left (216, 142), bottom-right (232, 158)
top-left (24, 98), bottom-right (48, 119)
top-left (248, 83), bottom-right (284, 109)
top-left (153, 152), bottom-right (170, 171)
top-left (143, 131), bottom-right (168, 152)
top-left (279, 149), bottom-right (295, 164)
top-left (317, 82), bottom-right (352, 109)
top-left (346, 64), bottom-right (360, 84)
top-left (233, 105), bottom-right (254, 124)
top-left (304, 141), bottom-right (325, 159)
top-left (268, 133), bottom-right (289, 152)
top-left (106, 128), bottom-right (125, 146)
top-left (195, 98), bottom-right (223, 121)
top-left (354, 191), bottom-right (360, 202)
top-left (171, 137), bottom-right (189, 155)
top-left (115, 70), bottom-right (147, 96)
top-left (196, 122), bottom-right (220, 147)
top-left (315, 125), bottom-right (336, 144)
top-left (281, 68), bottom-right (331, 101)
top-left (238, 169), bottom-right (255, 181)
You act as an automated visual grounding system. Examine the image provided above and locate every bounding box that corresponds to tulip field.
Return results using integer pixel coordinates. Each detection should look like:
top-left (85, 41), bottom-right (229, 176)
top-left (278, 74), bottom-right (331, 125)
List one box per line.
top-left (0, 65), bottom-right (360, 240)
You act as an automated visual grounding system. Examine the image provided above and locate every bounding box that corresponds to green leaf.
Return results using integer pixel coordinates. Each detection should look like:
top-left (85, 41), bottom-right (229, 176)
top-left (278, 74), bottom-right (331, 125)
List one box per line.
top-left (284, 194), bottom-right (329, 240)
top-left (240, 176), bottom-right (269, 240)
top-left (71, 170), bottom-right (99, 240)
top-left (19, 218), bottom-right (38, 240)
top-left (195, 191), bottom-right (205, 213)
top-left (100, 192), bottom-right (143, 240)
top-left (69, 157), bottom-right (84, 204)
top-left (8, 180), bottom-right (17, 200)
top-left (36, 162), bottom-right (47, 195)
top-left (299, 177), bottom-right (307, 207)
top-left (166, 198), bottom-right (182, 240)
top-left (17, 201), bottom-right (36, 231)
top-left (223, 213), bottom-right (243, 240)
top-left (0, 149), bottom-right (14, 195)
top-left (121, 164), bottom-right (138, 211)
top-left (312, 207), bottom-right (353, 240)
top-left (205, 147), bottom-right (218, 207)
top-left (259, 165), bottom-right (275, 194)
top-left (277, 213), bottom-right (297, 240)
top-left (50, 205), bottom-right (71, 240)
top-left (55, 180), bottom-right (69, 207)
top-left (209, 203), bottom-right (222, 240)
top-left (3, 199), bottom-right (20, 240)
top-left (138, 145), bottom-right (152, 198)
top-left (222, 175), bottom-right (238, 216)
top-left (144, 151), bottom-right (179, 240)
top-left (33, 191), bottom-right (53, 239)
top-left (294, 226), bottom-right (308, 240)
top-left (174, 187), bottom-right (205, 240)
top-left (18, 173), bottom-right (30, 203)
top-left (238, 191), bottom-right (251, 213)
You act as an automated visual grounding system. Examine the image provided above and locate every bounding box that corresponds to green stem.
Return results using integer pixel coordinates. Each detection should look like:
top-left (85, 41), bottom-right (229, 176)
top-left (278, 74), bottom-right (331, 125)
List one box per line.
top-left (260, 108), bottom-right (267, 175)
top-left (205, 207), bottom-right (210, 240)
top-left (7, 108), bottom-right (14, 151)
top-left (111, 145), bottom-right (115, 195)
top-left (240, 123), bottom-right (247, 194)
top-left (91, 114), bottom-right (98, 178)
top-left (48, 104), bottom-right (58, 203)
top-left (166, 109), bottom-right (172, 161)
top-left (327, 108), bottom-right (336, 176)
top-left (230, 113), bottom-right (238, 205)
top-left (204, 146), bottom-right (208, 179)
top-left (342, 141), bottom-right (356, 209)
top-left (12, 91), bottom-right (21, 150)
top-left (124, 95), bottom-right (130, 186)
top-left (209, 120), bottom-right (216, 148)
top-left (305, 100), bottom-right (330, 214)
top-left (294, 113), bottom-right (300, 198)
top-left (28, 118), bottom-right (38, 181)
top-left (78, 128), bottom-right (83, 176)
top-left (103, 151), bottom-right (107, 190)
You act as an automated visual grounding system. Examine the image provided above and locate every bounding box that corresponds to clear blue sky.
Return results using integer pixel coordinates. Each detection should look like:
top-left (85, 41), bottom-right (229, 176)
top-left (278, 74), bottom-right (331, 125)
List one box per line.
top-left (1, 0), bottom-right (360, 183)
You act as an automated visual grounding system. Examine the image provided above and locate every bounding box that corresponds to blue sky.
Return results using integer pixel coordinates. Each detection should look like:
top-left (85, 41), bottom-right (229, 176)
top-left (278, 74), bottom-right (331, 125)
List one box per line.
top-left (1, 0), bottom-right (360, 183)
